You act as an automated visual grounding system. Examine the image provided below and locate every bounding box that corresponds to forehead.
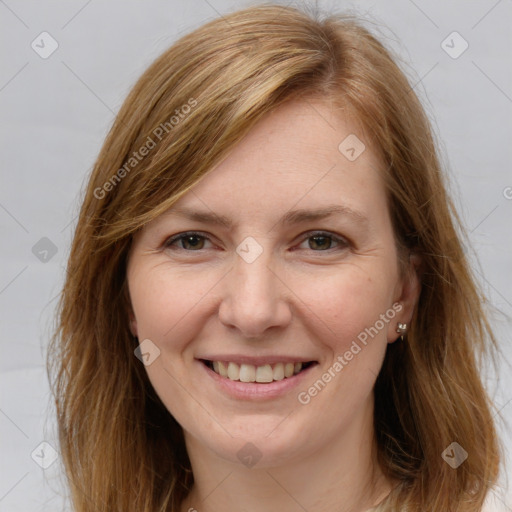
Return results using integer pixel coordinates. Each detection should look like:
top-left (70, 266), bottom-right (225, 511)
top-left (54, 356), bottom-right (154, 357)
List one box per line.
top-left (164, 98), bottom-right (388, 228)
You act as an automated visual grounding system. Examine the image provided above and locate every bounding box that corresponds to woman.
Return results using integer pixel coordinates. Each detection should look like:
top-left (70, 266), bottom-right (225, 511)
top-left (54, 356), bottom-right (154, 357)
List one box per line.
top-left (48, 4), bottom-right (502, 511)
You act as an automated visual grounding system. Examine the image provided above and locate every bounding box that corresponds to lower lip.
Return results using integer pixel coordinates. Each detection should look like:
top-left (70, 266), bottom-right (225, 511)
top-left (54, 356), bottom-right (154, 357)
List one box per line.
top-left (197, 360), bottom-right (317, 401)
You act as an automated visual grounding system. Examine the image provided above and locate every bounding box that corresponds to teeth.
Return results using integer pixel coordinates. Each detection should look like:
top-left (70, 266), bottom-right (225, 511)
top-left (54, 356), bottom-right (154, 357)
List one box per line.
top-left (209, 360), bottom-right (307, 382)
top-left (273, 362), bottom-right (285, 381)
top-left (227, 362), bottom-right (240, 380)
top-left (284, 362), bottom-right (295, 378)
top-left (239, 364), bottom-right (256, 382)
top-left (255, 364), bottom-right (273, 383)
top-left (218, 361), bottom-right (228, 377)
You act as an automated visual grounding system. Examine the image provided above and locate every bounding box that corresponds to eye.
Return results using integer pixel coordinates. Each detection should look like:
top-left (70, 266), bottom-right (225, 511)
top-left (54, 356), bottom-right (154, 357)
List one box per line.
top-left (162, 230), bottom-right (350, 253)
top-left (163, 231), bottom-right (213, 251)
top-left (297, 231), bottom-right (349, 251)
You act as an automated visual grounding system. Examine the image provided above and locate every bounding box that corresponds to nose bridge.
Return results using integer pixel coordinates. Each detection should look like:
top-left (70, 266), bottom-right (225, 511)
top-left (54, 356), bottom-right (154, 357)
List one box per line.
top-left (235, 251), bottom-right (274, 301)
top-left (219, 243), bottom-right (290, 336)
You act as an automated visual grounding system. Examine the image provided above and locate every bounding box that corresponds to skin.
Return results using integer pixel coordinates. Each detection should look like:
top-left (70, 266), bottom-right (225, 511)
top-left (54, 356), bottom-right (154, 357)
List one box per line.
top-left (126, 98), bottom-right (421, 512)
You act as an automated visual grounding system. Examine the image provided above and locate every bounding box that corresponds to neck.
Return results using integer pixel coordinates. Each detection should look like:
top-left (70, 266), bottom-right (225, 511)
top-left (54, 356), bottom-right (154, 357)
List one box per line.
top-left (180, 397), bottom-right (393, 512)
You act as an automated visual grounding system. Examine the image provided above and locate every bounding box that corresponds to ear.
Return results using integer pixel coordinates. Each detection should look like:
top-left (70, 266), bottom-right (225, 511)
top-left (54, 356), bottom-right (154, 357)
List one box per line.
top-left (128, 309), bottom-right (138, 338)
top-left (123, 266), bottom-right (138, 338)
top-left (387, 252), bottom-right (422, 343)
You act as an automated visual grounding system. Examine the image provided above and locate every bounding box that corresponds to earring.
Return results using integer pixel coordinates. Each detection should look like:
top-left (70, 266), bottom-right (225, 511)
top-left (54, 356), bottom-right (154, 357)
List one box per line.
top-left (396, 323), bottom-right (407, 334)
top-left (396, 322), bottom-right (407, 341)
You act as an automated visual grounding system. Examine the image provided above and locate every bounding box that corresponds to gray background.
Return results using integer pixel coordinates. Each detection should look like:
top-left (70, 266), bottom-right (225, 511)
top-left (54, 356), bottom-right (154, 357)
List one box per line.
top-left (1, 0), bottom-right (511, 510)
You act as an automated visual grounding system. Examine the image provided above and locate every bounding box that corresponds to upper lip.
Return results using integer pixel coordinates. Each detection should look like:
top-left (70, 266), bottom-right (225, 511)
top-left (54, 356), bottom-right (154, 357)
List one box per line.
top-left (197, 355), bottom-right (318, 366)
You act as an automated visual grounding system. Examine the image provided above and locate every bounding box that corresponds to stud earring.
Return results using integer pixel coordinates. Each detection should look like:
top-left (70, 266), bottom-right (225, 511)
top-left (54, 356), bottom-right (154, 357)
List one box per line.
top-left (396, 323), bottom-right (407, 334)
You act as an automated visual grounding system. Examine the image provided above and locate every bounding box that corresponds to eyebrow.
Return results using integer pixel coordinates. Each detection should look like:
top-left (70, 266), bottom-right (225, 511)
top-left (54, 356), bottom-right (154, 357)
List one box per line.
top-left (166, 204), bottom-right (368, 229)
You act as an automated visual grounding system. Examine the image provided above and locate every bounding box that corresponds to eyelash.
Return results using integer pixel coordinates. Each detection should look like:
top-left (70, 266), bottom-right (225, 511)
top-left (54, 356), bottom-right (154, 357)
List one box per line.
top-left (163, 230), bottom-right (350, 253)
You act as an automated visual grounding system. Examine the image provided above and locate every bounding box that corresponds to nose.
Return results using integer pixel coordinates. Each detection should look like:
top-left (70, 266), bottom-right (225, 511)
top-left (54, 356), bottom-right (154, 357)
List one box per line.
top-left (218, 250), bottom-right (292, 339)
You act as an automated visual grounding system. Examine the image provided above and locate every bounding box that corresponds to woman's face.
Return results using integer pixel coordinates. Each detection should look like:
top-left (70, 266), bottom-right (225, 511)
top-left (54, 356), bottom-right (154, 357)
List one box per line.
top-left (126, 99), bottom-right (418, 468)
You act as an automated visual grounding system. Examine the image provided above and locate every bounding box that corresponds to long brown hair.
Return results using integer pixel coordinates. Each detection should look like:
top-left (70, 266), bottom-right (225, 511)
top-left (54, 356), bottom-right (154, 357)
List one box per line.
top-left (48, 3), bottom-right (501, 510)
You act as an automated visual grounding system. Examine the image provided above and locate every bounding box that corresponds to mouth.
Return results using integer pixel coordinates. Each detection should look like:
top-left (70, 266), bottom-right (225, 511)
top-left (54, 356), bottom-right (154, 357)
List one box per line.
top-left (200, 359), bottom-right (317, 384)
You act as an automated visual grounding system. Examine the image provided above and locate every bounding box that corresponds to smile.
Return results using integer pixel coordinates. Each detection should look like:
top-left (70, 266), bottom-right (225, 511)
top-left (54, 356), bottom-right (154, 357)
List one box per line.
top-left (202, 360), bottom-right (316, 383)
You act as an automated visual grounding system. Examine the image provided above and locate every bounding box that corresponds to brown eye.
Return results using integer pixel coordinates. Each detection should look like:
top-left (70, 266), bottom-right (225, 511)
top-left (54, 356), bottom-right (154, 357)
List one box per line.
top-left (164, 232), bottom-right (211, 251)
top-left (308, 235), bottom-right (334, 250)
top-left (180, 235), bottom-right (205, 250)
top-left (298, 231), bottom-right (349, 251)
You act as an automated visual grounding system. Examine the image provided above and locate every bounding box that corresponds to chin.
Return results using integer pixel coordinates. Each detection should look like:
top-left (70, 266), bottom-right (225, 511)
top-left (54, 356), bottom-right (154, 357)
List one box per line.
top-left (185, 414), bottom-right (319, 469)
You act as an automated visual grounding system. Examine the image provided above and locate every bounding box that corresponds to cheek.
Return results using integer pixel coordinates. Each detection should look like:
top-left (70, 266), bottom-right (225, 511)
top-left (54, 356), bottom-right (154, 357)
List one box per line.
top-left (292, 269), bottom-right (396, 423)
top-left (291, 264), bottom-right (397, 353)
top-left (128, 265), bottom-right (214, 350)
